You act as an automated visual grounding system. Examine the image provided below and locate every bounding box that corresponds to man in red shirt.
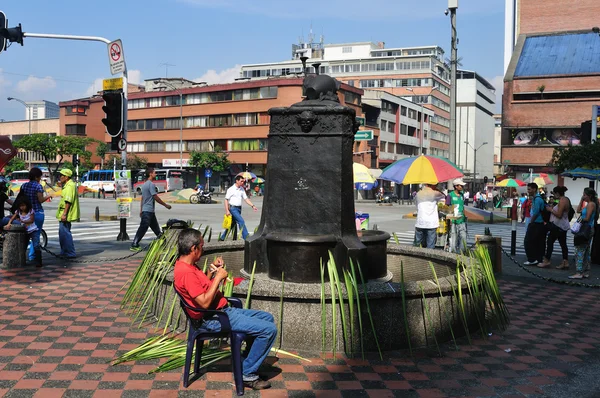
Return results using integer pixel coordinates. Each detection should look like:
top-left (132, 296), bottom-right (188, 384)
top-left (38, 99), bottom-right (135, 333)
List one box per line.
top-left (174, 228), bottom-right (276, 390)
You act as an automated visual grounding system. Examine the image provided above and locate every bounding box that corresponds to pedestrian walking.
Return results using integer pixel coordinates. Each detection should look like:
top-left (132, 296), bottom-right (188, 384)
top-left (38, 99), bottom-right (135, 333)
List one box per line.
top-left (464, 190), bottom-right (470, 206)
top-left (19, 167), bottom-right (51, 262)
top-left (414, 184), bottom-right (445, 249)
top-left (570, 188), bottom-right (598, 279)
top-left (56, 169), bottom-right (80, 259)
top-left (539, 186), bottom-right (571, 270)
top-left (446, 178), bottom-right (468, 253)
top-left (131, 167), bottom-right (172, 252)
top-left (524, 183), bottom-right (547, 266)
top-left (220, 175), bottom-right (258, 240)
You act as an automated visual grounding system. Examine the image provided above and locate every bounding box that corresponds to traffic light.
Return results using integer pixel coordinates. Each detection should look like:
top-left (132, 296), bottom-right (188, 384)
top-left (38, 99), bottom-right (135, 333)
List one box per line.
top-left (101, 91), bottom-right (124, 137)
top-left (110, 133), bottom-right (122, 152)
top-left (483, 176), bottom-right (488, 185)
top-left (0, 22), bottom-right (23, 46)
top-left (0, 12), bottom-right (7, 54)
top-left (72, 154), bottom-right (80, 167)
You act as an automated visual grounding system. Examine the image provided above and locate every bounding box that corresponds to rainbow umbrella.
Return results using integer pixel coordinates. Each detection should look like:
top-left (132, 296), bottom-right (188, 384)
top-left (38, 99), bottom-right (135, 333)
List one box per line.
top-left (495, 178), bottom-right (526, 187)
top-left (380, 155), bottom-right (463, 185)
top-left (533, 177), bottom-right (552, 187)
top-left (254, 177), bottom-right (265, 184)
top-left (353, 163), bottom-right (378, 190)
top-left (236, 171), bottom-right (257, 181)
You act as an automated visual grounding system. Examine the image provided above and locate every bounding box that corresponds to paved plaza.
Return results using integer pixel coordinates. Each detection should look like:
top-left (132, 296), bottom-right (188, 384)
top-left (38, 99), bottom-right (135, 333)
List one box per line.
top-left (1, 243), bottom-right (600, 398)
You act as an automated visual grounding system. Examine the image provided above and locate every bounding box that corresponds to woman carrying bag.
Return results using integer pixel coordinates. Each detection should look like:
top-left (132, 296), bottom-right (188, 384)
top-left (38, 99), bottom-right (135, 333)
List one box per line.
top-left (570, 188), bottom-right (599, 279)
top-left (539, 186), bottom-right (572, 270)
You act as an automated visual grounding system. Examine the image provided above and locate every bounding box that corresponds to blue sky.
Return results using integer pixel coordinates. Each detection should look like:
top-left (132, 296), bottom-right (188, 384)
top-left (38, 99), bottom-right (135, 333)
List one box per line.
top-left (0, 0), bottom-right (505, 121)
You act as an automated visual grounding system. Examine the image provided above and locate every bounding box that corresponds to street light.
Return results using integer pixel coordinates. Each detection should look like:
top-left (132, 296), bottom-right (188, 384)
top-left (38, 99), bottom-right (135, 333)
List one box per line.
top-left (406, 87), bottom-right (424, 155)
top-left (464, 141), bottom-right (488, 190)
top-left (7, 96), bottom-right (31, 167)
top-left (154, 81), bottom-right (184, 169)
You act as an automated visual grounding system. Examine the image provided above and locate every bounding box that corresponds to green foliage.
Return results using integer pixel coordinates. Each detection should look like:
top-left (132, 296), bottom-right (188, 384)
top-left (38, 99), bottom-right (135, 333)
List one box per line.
top-left (104, 153), bottom-right (148, 170)
top-left (550, 140), bottom-right (600, 173)
top-left (189, 146), bottom-right (230, 172)
top-left (13, 134), bottom-right (97, 181)
top-left (4, 157), bottom-right (26, 174)
top-left (95, 142), bottom-right (108, 163)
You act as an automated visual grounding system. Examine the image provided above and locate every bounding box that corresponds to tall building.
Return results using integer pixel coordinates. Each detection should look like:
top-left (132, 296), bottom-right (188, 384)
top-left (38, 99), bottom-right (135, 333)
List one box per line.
top-left (241, 40), bottom-right (452, 158)
top-left (455, 70), bottom-right (496, 190)
top-left (502, 0), bottom-right (599, 191)
top-left (493, 114), bottom-right (502, 176)
top-left (25, 100), bottom-right (60, 120)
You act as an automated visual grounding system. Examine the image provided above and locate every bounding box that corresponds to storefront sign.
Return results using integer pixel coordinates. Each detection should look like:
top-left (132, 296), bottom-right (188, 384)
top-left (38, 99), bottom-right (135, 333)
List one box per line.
top-left (162, 158), bottom-right (190, 167)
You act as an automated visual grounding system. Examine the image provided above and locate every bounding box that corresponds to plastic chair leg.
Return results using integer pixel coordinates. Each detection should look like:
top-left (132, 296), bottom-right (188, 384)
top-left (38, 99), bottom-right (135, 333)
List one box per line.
top-left (194, 337), bottom-right (204, 374)
top-left (230, 333), bottom-right (246, 396)
top-left (183, 332), bottom-right (196, 388)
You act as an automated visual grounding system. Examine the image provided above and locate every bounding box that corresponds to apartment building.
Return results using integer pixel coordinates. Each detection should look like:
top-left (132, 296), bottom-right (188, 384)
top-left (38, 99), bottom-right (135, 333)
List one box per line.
top-left (25, 100), bottom-right (60, 120)
top-left (240, 40), bottom-right (452, 158)
top-left (59, 77), bottom-right (364, 189)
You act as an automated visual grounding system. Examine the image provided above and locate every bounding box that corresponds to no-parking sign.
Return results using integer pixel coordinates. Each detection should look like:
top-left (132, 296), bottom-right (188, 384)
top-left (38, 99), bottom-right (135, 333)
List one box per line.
top-left (108, 39), bottom-right (126, 75)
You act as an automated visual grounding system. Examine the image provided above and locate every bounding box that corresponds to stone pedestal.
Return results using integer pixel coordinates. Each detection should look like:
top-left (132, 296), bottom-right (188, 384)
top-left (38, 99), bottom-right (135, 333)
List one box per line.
top-left (3, 225), bottom-right (29, 269)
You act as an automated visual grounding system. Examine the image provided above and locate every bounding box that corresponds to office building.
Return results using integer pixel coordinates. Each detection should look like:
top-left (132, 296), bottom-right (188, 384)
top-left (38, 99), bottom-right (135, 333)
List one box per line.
top-left (25, 100), bottom-right (60, 120)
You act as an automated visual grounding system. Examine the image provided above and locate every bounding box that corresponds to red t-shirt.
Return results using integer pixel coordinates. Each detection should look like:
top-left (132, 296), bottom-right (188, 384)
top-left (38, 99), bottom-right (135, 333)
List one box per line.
top-left (173, 259), bottom-right (228, 320)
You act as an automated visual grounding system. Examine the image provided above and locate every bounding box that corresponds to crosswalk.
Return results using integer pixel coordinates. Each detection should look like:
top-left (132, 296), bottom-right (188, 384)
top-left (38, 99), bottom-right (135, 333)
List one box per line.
top-left (41, 218), bottom-right (575, 258)
top-left (389, 223), bottom-right (575, 257)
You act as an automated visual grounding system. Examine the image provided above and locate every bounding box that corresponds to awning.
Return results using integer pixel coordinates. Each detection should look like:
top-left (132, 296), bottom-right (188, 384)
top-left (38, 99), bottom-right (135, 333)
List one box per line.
top-left (370, 168), bottom-right (383, 179)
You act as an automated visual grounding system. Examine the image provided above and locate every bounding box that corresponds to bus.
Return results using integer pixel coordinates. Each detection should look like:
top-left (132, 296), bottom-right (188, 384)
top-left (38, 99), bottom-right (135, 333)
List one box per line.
top-left (81, 170), bottom-right (116, 192)
top-left (133, 169), bottom-right (184, 194)
top-left (9, 168), bottom-right (51, 194)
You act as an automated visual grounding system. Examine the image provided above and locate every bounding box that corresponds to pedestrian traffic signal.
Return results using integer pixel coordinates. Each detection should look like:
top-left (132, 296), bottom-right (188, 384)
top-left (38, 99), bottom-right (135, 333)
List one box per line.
top-left (0, 22), bottom-right (23, 46)
top-left (72, 154), bottom-right (80, 167)
top-left (101, 91), bottom-right (124, 137)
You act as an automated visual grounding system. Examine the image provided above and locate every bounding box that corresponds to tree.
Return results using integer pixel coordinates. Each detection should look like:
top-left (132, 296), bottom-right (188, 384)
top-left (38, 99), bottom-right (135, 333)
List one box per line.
top-left (550, 141), bottom-right (600, 173)
top-left (4, 157), bottom-right (26, 174)
top-left (96, 142), bottom-right (108, 169)
top-left (189, 147), bottom-right (231, 185)
top-left (104, 153), bottom-right (148, 171)
top-left (14, 134), bottom-right (97, 183)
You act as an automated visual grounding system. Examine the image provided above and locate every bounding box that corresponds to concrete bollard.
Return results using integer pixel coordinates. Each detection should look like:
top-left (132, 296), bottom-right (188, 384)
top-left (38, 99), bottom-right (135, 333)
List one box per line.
top-left (95, 206), bottom-right (100, 222)
top-left (2, 225), bottom-right (29, 269)
top-left (475, 235), bottom-right (502, 273)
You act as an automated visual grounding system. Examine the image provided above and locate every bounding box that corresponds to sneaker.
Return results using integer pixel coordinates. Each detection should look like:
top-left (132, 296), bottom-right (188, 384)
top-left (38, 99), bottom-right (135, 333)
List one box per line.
top-left (523, 260), bottom-right (538, 266)
top-left (243, 379), bottom-right (271, 390)
top-left (130, 246), bottom-right (142, 252)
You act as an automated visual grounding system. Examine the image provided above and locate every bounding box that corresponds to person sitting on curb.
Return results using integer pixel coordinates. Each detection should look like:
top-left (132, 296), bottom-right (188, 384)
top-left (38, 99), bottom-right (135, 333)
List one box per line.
top-left (174, 228), bottom-right (276, 390)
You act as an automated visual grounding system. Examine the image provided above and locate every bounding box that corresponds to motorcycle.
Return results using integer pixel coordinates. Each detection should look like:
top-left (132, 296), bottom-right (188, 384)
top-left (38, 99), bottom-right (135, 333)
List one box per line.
top-left (189, 188), bottom-right (214, 204)
top-left (376, 191), bottom-right (398, 204)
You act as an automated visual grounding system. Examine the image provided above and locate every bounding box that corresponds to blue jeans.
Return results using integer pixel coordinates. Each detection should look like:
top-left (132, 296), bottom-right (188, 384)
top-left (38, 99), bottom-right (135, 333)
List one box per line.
top-left (450, 222), bottom-right (468, 253)
top-left (203, 307), bottom-right (276, 380)
top-left (414, 227), bottom-right (437, 249)
top-left (132, 211), bottom-right (161, 247)
top-left (28, 212), bottom-right (44, 261)
top-left (59, 221), bottom-right (76, 257)
top-left (221, 206), bottom-right (249, 240)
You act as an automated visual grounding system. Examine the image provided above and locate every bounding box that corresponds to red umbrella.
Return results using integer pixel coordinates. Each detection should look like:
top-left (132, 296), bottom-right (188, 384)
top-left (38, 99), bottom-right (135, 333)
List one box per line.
top-left (0, 137), bottom-right (17, 171)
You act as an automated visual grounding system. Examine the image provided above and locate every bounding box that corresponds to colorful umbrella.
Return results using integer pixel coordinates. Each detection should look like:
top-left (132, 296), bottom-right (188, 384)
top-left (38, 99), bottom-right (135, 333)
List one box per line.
top-left (380, 155), bottom-right (463, 185)
top-left (353, 163), bottom-right (378, 190)
top-left (254, 177), bottom-right (265, 184)
top-left (533, 177), bottom-right (551, 187)
top-left (495, 178), bottom-right (526, 187)
top-left (237, 171), bottom-right (257, 181)
top-left (562, 168), bottom-right (600, 180)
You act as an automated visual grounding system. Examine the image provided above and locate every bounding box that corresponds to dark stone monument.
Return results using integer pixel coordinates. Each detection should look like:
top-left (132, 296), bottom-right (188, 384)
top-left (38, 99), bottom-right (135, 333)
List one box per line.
top-left (245, 74), bottom-right (389, 283)
top-left (2, 225), bottom-right (29, 269)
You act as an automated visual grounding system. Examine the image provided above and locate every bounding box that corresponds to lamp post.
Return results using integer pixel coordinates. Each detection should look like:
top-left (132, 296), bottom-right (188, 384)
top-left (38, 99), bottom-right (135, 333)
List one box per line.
top-left (464, 141), bottom-right (487, 191)
top-left (7, 97), bottom-right (32, 167)
top-left (406, 88), bottom-right (424, 155)
top-left (154, 81), bottom-right (184, 169)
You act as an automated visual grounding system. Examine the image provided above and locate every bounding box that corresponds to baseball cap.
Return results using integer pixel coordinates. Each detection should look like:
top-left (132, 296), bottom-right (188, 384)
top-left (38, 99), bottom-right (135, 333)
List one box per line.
top-left (452, 178), bottom-right (466, 186)
top-left (59, 169), bottom-right (73, 177)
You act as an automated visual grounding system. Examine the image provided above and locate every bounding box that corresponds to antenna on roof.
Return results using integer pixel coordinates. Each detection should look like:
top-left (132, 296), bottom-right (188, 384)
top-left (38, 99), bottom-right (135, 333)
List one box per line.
top-left (308, 22), bottom-right (314, 44)
top-left (159, 62), bottom-right (176, 78)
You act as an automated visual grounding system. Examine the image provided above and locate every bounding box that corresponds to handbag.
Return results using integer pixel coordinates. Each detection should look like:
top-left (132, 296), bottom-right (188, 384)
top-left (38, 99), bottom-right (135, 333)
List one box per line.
top-left (222, 214), bottom-right (232, 229)
top-left (571, 216), bottom-right (582, 234)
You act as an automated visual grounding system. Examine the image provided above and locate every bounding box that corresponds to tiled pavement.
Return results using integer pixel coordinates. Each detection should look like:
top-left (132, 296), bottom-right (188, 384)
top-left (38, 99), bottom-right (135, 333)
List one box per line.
top-left (1, 260), bottom-right (600, 398)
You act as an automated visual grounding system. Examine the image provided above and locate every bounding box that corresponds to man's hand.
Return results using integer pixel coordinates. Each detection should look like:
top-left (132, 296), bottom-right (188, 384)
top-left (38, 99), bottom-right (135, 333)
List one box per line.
top-left (61, 214), bottom-right (67, 222)
top-left (225, 211), bottom-right (231, 216)
top-left (213, 257), bottom-right (224, 267)
top-left (214, 267), bottom-right (228, 282)
top-left (166, 204), bottom-right (172, 210)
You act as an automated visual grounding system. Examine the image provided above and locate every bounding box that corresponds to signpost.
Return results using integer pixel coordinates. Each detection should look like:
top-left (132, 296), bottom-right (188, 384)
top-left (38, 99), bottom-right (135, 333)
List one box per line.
top-left (115, 170), bottom-right (132, 239)
top-left (205, 168), bottom-right (213, 191)
top-left (108, 39), bottom-right (125, 75)
top-left (354, 130), bottom-right (374, 141)
top-left (356, 116), bottom-right (365, 126)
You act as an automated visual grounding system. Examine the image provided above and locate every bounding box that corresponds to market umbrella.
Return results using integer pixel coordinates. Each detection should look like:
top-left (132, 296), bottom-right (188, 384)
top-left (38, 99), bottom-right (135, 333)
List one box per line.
top-left (254, 177), bottom-right (265, 184)
top-left (562, 168), bottom-right (600, 180)
top-left (533, 177), bottom-right (550, 187)
top-left (237, 171), bottom-right (257, 181)
top-left (380, 154), bottom-right (463, 185)
top-left (353, 163), bottom-right (378, 190)
top-left (495, 178), bottom-right (526, 187)
top-left (0, 137), bottom-right (17, 172)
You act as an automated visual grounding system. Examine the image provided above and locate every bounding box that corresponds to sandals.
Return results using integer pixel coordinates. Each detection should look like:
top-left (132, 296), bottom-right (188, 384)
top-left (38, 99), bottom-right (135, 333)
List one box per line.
top-left (568, 273), bottom-right (584, 279)
top-left (537, 262), bottom-right (551, 268)
top-left (556, 262), bottom-right (570, 270)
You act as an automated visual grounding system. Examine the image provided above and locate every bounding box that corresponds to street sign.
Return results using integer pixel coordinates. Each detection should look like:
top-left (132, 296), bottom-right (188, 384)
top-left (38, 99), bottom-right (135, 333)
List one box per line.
top-left (114, 170), bottom-right (132, 219)
top-left (356, 116), bottom-right (365, 126)
top-left (354, 130), bottom-right (374, 141)
top-left (117, 138), bottom-right (127, 151)
top-left (205, 169), bottom-right (213, 178)
top-left (103, 77), bottom-right (123, 91)
top-left (108, 39), bottom-right (126, 75)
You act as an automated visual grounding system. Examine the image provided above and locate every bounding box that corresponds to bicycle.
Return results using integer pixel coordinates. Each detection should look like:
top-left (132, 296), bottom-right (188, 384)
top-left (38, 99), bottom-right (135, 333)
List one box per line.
top-left (0, 228), bottom-right (48, 250)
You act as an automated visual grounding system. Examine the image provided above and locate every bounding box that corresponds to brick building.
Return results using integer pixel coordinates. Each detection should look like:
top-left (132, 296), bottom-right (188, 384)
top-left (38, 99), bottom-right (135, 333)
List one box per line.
top-left (59, 78), bottom-right (364, 190)
top-left (502, 0), bottom-right (600, 187)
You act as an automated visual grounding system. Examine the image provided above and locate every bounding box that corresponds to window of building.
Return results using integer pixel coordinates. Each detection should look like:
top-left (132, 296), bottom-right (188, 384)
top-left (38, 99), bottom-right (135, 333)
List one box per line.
top-left (186, 140), bottom-right (213, 152)
top-left (146, 119), bottom-right (164, 129)
top-left (65, 124), bottom-right (86, 136)
top-left (65, 106), bottom-right (87, 115)
top-left (400, 106), bottom-right (407, 116)
top-left (388, 122), bottom-right (395, 133)
top-left (146, 142), bottom-right (165, 152)
top-left (165, 118), bottom-right (182, 129)
top-left (186, 116), bottom-right (208, 128)
top-left (165, 141), bottom-right (181, 152)
top-left (208, 115), bottom-right (232, 127)
top-left (149, 97), bottom-right (162, 107)
top-left (128, 99), bottom-right (146, 109)
top-left (165, 96), bottom-right (182, 106)
top-left (228, 139), bottom-right (268, 151)
top-left (342, 46), bottom-right (353, 53)
top-left (127, 142), bottom-right (144, 152)
top-left (400, 124), bottom-right (408, 135)
top-left (381, 120), bottom-right (387, 131)
top-left (233, 113), bottom-right (258, 126)
top-left (347, 80), bottom-right (354, 87)
top-left (380, 140), bottom-right (387, 151)
top-left (408, 109), bottom-right (417, 120)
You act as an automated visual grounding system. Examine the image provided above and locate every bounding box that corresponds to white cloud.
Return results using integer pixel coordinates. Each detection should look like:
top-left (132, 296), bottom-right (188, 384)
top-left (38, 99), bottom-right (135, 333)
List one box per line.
top-left (84, 69), bottom-right (143, 97)
top-left (0, 69), bottom-right (11, 93)
top-left (179, 0), bottom-right (503, 19)
top-left (194, 65), bottom-right (241, 85)
top-left (15, 76), bottom-right (56, 94)
top-left (489, 75), bottom-right (504, 113)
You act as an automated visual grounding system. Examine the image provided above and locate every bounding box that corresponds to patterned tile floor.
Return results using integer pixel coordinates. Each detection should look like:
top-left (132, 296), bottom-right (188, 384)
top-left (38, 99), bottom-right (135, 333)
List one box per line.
top-left (1, 260), bottom-right (600, 397)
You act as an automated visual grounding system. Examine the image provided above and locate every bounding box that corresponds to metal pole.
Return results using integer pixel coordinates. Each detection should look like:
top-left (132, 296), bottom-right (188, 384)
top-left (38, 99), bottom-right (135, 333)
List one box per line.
top-left (511, 199), bottom-right (518, 255)
top-left (179, 92), bottom-right (183, 170)
top-left (473, 146), bottom-right (477, 192)
top-left (419, 102), bottom-right (424, 155)
top-left (449, 7), bottom-right (458, 163)
top-left (117, 68), bottom-right (130, 241)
